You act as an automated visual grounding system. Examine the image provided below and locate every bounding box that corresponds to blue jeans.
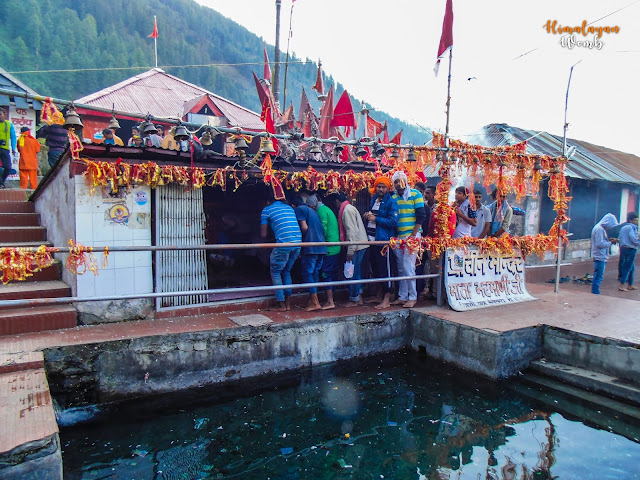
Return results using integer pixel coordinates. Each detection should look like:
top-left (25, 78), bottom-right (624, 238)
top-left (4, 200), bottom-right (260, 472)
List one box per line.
top-left (348, 248), bottom-right (367, 301)
top-left (592, 260), bottom-right (606, 294)
top-left (48, 150), bottom-right (63, 168)
top-left (301, 254), bottom-right (324, 294)
top-left (618, 247), bottom-right (637, 286)
top-left (270, 247), bottom-right (300, 302)
top-left (320, 254), bottom-right (339, 291)
top-left (0, 149), bottom-right (11, 183)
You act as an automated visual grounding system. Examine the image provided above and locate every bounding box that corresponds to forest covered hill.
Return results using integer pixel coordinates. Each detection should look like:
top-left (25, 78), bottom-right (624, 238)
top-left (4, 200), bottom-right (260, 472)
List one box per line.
top-left (0, 0), bottom-right (429, 143)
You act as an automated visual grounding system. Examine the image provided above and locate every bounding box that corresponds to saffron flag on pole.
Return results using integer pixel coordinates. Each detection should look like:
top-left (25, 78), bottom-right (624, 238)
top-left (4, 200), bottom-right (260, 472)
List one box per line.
top-left (318, 84), bottom-right (335, 139)
top-left (299, 87), bottom-right (316, 137)
top-left (263, 43), bottom-right (272, 83)
top-left (366, 115), bottom-right (385, 138)
top-left (390, 129), bottom-right (403, 145)
top-left (382, 121), bottom-right (389, 144)
top-left (330, 90), bottom-right (357, 129)
top-left (312, 61), bottom-right (325, 96)
top-left (434, 0), bottom-right (453, 76)
top-left (149, 16), bottom-right (159, 38)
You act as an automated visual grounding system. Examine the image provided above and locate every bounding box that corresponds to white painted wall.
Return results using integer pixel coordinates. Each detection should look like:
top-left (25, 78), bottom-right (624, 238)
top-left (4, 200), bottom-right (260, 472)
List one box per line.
top-left (74, 178), bottom-right (153, 299)
top-left (621, 188), bottom-right (629, 224)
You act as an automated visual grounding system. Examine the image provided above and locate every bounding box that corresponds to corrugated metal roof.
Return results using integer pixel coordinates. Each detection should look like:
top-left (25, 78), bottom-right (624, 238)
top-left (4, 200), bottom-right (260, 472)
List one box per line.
top-left (470, 123), bottom-right (640, 185)
top-left (77, 68), bottom-right (263, 130)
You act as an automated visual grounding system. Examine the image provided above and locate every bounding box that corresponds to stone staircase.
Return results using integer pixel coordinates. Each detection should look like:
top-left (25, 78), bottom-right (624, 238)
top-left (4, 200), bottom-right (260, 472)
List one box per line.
top-left (0, 189), bottom-right (76, 335)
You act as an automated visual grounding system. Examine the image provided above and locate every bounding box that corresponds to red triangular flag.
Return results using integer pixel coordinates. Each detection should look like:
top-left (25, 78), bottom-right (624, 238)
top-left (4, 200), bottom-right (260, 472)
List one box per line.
top-left (149, 17), bottom-right (158, 38)
top-left (312, 61), bottom-right (324, 95)
top-left (264, 105), bottom-right (279, 155)
top-left (434, 0), bottom-right (453, 76)
top-left (263, 43), bottom-right (272, 83)
top-left (318, 84), bottom-right (334, 139)
top-left (390, 129), bottom-right (403, 145)
top-left (382, 121), bottom-right (389, 144)
top-left (331, 90), bottom-right (357, 128)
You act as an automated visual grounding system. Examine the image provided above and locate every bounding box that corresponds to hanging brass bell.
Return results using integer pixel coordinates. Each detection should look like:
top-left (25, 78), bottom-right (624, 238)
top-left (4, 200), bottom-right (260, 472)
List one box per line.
top-left (549, 164), bottom-right (560, 174)
top-left (63, 108), bottom-right (83, 130)
top-left (355, 143), bottom-right (367, 158)
top-left (234, 136), bottom-right (249, 152)
top-left (174, 124), bottom-right (190, 142)
top-left (373, 143), bottom-right (386, 157)
top-left (143, 123), bottom-right (158, 135)
top-left (390, 148), bottom-right (400, 159)
top-left (261, 136), bottom-right (277, 154)
top-left (407, 147), bottom-right (417, 162)
top-left (309, 141), bottom-right (322, 155)
top-left (332, 142), bottom-right (344, 156)
top-left (533, 160), bottom-right (543, 171)
top-left (108, 114), bottom-right (120, 130)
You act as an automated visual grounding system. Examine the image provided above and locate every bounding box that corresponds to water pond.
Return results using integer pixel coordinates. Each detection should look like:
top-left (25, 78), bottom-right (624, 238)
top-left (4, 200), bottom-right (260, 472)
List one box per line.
top-left (60, 350), bottom-right (640, 479)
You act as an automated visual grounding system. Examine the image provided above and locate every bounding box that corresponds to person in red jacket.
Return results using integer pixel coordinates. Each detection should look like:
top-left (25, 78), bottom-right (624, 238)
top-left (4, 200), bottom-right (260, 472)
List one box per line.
top-left (17, 127), bottom-right (40, 189)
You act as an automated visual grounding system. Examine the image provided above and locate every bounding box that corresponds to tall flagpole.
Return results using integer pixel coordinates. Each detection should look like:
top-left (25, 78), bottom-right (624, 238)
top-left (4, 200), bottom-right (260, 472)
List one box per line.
top-left (154, 16), bottom-right (158, 68)
top-left (444, 47), bottom-right (453, 146)
top-left (282, 2), bottom-right (294, 109)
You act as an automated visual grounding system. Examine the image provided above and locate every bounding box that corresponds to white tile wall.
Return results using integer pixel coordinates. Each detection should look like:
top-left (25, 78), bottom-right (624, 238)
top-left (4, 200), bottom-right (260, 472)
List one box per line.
top-left (74, 179), bottom-right (153, 298)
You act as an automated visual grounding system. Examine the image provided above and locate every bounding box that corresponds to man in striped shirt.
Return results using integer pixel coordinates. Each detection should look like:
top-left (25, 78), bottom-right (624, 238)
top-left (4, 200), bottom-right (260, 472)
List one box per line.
top-left (391, 171), bottom-right (425, 308)
top-left (260, 192), bottom-right (302, 311)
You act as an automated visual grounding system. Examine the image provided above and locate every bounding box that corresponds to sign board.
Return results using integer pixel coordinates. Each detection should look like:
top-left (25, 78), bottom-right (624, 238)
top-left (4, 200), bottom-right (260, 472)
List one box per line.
top-left (8, 107), bottom-right (36, 181)
top-left (444, 247), bottom-right (535, 311)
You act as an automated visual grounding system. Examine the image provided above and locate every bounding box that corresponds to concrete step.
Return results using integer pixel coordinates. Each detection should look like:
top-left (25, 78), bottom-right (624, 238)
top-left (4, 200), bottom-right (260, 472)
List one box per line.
top-left (0, 280), bottom-right (71, 305)
top-left (0, 351), bottom-right (44, 374)
top-left (0, 305), bottom-right (77, 336)
top-left (0, 189), bottom-right (32, 202)
top-left (508, 377), bottom-right (640, 442)
top-left (0, 226), bottom-right (47, 243)
top-left (520, 371), bottom-right (640, 420)
top-left (529, 360), bottom-right (640, 405)
top-left (0, 212), bottom-right (40, 227)
top-left (0, 201), bottom-right (35, 213)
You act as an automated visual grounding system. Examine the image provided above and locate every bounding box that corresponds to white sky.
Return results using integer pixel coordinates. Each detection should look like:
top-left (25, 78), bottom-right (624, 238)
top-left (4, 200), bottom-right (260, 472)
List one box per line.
top-left (196, 0), bottom-right (640, 155)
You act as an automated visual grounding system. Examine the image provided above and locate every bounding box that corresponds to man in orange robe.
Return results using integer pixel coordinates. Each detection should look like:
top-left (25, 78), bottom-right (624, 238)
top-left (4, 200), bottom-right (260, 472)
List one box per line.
top-left (17, 127), bottom-right (40, 189)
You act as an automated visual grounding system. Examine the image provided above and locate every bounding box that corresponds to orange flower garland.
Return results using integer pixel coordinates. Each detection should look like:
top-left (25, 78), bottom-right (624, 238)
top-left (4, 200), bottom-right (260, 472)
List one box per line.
top-left (0, 245), bottom-right (59, 284)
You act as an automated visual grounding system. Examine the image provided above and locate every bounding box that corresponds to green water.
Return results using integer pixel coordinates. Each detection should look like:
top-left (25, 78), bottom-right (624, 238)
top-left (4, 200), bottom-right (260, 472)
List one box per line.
top-left (60, 351), bottom-right (640, 479)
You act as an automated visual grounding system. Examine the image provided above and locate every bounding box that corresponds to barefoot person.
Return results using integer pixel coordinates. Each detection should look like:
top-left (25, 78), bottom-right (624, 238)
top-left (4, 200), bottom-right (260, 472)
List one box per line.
top-left (327, 193), bottom-right (369, 307)
top-left (363, 177), bottom-right (398, 309)
top-left (307, 194), bottom-right (339, 309)
top-left (292, 196), bottom-right (327, 311)
top-left (618, 212), bottom-right (640, 291)
top-left (391, 172), bottom-right (425, 308)
top-left (260, 191), bottom-right (302, 311)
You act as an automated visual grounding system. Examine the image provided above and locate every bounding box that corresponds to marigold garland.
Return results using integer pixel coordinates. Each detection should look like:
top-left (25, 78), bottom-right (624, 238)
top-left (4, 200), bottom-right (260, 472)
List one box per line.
top-left (66, 240), bottom-right (100, 276)
top-left (0, 245), bottom-right (59, 284)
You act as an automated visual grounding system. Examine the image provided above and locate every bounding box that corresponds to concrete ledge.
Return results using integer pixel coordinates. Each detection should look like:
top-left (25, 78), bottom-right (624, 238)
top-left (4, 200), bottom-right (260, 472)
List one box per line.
top-left (0, 434), bottom-right (62, 480)
top-left (529, 360), bottom-right (640, 405)
top-left (542, 326), bottom-right (640, 384)
top-left (410, 311), bottom-right (542, 379)
top-left (45, 310), bottom-right (410, 406)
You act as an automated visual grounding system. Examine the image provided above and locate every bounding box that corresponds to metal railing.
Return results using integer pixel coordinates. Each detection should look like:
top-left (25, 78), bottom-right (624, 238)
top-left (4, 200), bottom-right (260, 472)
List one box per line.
top-left (1, 239), bottom-right (444, 308)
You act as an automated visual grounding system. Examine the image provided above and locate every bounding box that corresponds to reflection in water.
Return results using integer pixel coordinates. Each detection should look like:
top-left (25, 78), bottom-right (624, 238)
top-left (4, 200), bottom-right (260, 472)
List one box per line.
top-left (60, 351), bottom-right (640, 479)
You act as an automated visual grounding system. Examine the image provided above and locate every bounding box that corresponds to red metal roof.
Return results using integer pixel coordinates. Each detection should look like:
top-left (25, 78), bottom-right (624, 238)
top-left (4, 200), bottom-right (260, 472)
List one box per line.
top-left (77, 69), bottom-right (264, 130)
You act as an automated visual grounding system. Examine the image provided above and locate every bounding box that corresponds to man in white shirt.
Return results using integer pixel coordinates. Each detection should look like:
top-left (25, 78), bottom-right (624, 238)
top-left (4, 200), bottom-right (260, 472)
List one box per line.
top-left (453, 187), bottom-right (477, 239)
top-left (471, 190), bottom-right (491, 239)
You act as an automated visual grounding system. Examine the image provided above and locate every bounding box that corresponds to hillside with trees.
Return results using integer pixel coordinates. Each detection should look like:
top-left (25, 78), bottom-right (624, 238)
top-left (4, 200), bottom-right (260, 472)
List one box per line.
top-left (0, 0), bottom-right (429, 143)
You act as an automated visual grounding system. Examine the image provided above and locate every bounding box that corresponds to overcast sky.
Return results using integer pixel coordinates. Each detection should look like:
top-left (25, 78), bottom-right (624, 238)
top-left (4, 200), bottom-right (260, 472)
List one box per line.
top-left (196, 0), bottom-right (640, 155)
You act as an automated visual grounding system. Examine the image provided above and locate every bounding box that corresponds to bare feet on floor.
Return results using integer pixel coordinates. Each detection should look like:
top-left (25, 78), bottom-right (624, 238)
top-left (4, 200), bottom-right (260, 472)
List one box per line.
top-left (305, 301), bottom-right (322, 312)
top-left (628, 285), bottom-right (637, 290)
top-left (364, 296), bottom-right (382, 304)
top-left (321, 302), bottom-right (336, 310)
top-left (375, 300), bottom-right (391, 310)
top-left (269, 302), bottom-right (288, 312)
top-left (402, 300), bottom-right (417, 308)
top-left (343, 299), bottom-right (364, 307)
top-left (390, 298), bottom-right (405, 306)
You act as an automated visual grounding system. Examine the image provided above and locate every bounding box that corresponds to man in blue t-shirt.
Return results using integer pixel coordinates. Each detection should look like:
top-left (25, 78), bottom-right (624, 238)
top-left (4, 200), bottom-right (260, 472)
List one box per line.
top-left (260, 192), bottom-right (302, 311)
top-left (292, 196), bottom-right (327, 311)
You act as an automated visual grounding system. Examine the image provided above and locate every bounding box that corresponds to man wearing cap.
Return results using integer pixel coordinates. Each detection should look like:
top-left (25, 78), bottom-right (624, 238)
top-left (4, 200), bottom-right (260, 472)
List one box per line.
top-left (363, 176), bottom-right (398, 309)
top-left (0, 108), bottom-right (17, 188)
top-left (391, 171), bottom-right (425, 308)
top-left (17, 127), bottom-right (40, 189)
